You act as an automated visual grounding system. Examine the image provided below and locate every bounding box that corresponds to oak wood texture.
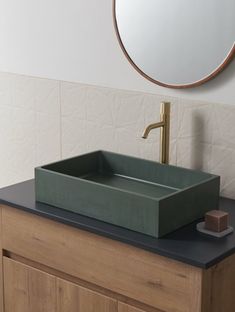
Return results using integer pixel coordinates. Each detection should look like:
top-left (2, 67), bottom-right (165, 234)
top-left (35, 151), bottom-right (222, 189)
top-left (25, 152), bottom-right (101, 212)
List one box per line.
top-left (3, 257), bottom-right (56, 312)
top-left (203, 253), bottom-right (235, 312)
top-left (118, 302), bottom-right (146, 312)
top-left (8, 252), bottom-right (162, 312)
top-left (57, 278), bottom-right (117, 312)
top-left (3, 257), bottom-right (117, 312)
top-left (1, 205), bottom-right (202, 312)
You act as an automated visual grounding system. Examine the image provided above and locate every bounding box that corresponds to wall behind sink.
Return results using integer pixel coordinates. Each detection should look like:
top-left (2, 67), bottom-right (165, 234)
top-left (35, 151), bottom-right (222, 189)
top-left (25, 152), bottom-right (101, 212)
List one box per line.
top-left (0, 0), bottom-right (235, 106)
top-left (0, 0), bottom-right (234, 198)
top-left (0, 72), bottom-right (234, 199)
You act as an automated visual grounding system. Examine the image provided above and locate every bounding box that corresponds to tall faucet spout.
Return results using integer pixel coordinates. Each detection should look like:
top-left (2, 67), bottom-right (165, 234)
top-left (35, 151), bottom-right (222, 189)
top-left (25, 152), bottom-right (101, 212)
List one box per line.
top-left (142, 102), bottom-right (171, 164)
top-left (142, 122), bottom-right (165, 139)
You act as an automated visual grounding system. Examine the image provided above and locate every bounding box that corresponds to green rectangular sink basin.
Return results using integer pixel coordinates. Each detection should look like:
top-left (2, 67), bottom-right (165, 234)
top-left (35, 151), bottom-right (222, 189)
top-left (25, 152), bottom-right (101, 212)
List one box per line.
top-left (35, 151), bottom-right (220, 238)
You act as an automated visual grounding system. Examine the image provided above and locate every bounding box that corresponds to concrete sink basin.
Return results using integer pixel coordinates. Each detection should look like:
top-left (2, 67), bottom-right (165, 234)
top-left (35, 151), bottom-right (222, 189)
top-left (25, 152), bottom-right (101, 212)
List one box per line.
top-left (35, 151), bottom-right (220, 237)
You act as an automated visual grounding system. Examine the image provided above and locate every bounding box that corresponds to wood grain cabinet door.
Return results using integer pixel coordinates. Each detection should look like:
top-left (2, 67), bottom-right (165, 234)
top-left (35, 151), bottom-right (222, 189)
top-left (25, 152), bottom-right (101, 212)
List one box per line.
top-left (118, 302), bottom-right (146, 312)
top-left (57, 278), bottom-right (117, 312)
top-left (3, 257), bottom-right (56, 312)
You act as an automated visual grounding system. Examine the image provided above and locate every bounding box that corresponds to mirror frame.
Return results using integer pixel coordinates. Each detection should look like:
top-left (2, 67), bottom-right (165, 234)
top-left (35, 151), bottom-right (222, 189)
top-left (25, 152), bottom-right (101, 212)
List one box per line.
top-left (113, 0), bottom-right (235, 89)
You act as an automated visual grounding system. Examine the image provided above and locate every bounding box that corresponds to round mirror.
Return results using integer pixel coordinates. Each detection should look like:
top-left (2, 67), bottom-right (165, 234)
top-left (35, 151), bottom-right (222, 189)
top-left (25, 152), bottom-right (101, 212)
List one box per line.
top-left (114, 0), bottom-right (235, 89)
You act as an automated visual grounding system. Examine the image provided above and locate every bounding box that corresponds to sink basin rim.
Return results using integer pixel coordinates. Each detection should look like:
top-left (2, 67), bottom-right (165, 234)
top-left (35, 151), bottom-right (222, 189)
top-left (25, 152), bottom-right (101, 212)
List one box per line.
top-left (37, 150), bottom-right (219, 201)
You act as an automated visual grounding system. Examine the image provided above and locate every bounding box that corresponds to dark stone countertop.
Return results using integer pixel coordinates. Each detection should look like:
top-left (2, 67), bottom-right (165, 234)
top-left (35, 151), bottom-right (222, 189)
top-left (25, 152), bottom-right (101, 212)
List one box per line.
top-left (0, 179), bottom-right (235, 269)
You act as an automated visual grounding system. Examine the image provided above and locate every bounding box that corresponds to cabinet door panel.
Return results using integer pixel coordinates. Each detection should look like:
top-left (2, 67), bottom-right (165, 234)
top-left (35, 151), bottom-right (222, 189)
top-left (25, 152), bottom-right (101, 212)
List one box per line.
top-left (118, 302), bottom-right (146, 312)
top-left (3, 257), bottom-right (56, 312)
top-left (57, 278), bottom-right (117, 312)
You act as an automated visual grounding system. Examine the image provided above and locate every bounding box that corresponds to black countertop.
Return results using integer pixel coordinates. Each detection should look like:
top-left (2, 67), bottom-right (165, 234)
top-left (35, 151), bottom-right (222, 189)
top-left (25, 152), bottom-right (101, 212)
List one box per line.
top-left (0, 179), bottom-right (235, 269)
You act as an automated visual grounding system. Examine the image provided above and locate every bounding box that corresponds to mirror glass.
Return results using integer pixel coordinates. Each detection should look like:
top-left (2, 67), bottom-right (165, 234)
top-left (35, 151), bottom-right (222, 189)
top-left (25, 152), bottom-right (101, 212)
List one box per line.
top-left (114, 0), bottom-right (235, 88)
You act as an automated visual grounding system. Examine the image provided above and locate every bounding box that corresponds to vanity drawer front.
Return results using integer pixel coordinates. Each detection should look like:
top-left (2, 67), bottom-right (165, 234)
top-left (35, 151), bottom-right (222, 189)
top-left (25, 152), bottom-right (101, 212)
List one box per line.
top-left (1, 205), bottom-right (202, 312)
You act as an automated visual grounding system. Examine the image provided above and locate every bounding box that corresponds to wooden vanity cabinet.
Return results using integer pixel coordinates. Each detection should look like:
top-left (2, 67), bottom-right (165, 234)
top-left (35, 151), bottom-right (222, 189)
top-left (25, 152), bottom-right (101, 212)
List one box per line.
top-left (3, 257), bottom-right (57, 312)
top-left (118, 303), bottom-right (146, 312)
top-left (0, 204), bottom-right (235, 312)
top-left (3, 257), bottom-right (117, 312)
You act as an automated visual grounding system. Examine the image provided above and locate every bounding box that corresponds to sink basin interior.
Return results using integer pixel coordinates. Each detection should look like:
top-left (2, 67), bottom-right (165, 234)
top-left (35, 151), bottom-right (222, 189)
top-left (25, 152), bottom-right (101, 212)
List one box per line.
top-left (82, 172), bottom-right (178, 199)
top-left (42, 151), bottom-right (213, 199)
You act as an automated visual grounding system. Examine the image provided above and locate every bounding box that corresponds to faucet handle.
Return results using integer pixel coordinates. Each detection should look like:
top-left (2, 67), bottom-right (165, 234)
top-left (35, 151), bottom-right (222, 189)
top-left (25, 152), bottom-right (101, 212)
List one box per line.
top-left (160, 101), bottom-right (171, 116)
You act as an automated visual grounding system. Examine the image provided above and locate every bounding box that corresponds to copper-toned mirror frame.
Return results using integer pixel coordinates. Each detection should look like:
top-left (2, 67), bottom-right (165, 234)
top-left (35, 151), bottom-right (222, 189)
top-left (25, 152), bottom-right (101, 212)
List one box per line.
top-left (113, 0), bottom-right (235, 89)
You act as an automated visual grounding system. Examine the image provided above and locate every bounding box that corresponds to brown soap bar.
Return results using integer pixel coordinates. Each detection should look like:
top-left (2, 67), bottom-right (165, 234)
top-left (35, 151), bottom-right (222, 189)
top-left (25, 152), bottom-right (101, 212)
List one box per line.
top-left (205, 210), bottom-right (228, 233)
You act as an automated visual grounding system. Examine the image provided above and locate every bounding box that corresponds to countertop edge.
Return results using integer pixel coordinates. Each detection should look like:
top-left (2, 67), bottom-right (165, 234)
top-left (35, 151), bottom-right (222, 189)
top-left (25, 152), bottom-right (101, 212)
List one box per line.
top-left (1, 180), bottom-right (235, 270)
top-left (0, 197), bottom-right (232, 270)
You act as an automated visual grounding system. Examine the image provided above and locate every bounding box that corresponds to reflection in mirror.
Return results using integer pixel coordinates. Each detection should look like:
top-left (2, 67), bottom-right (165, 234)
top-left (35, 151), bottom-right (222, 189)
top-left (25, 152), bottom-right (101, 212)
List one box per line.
top-left (114, 0), bottom-right (235, 88)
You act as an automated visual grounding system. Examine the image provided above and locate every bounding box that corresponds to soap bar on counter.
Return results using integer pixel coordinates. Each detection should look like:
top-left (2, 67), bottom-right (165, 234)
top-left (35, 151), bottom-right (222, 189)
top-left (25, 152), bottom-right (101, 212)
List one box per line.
top-left (205, 210), bottom-right (228, 233)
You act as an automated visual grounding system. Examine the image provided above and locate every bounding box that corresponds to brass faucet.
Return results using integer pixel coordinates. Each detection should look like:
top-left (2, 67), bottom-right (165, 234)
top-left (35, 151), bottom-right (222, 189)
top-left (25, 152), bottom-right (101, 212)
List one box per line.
top-left (142, 102), bottom-right (170, 164)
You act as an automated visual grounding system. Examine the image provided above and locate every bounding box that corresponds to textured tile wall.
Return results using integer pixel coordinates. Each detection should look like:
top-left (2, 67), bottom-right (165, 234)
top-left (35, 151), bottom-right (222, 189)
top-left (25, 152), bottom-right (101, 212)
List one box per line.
top-left (0, 72), bottom-right (61, 187)
top-left (0, 72), bottom-right (234, 199)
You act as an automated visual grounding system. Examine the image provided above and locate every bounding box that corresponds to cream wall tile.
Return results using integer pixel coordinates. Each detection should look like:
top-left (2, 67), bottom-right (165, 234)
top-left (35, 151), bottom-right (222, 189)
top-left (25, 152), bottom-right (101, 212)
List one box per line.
top-left (221, 179), bottom-right (235, 200)
top-left (0, 105), bottom-right (36, 187)
top-left (61, 82), bottom-right (88, 158)
top-left (110, 90), bottom-right (144, 128)
top-left (86, 121), bottom-right (117, 153)
top-left (61, 81), bottom-right (178, 164)
top-left (176, 140), bottom-right (212, 172)
top-left (34, 78), bottom-right (61, 166)
top-left (176, 98), bottom-right (214, 171)
top-left (211, 145), bottom-right (235, 199)
top-left (212, 103), bottom-right (235, 150)
top-left (61, 116), bottom-right (87, 158)
top-left (86, 87), bottom-right (115, 126)
top-left (34, 78), bottom-right (60, 115)
top-left (177, 98), bottom-right (214, 143)
top-left (35, 112), bottom-right (61, 166)
top-left (13, 74), bottom-right (35, 110)
top-left (0, 73), bottom-right (61, 187)
top-left (169, 139), bottom-right (177, 165)
top-left (0, 73), bottom-right (36, 187)
top-left (210, 103), bottom-right (235, 199)
top-left (115, 126), bottom-right (143, 158)
top-left (61, 82), bottom-right (86, 119)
